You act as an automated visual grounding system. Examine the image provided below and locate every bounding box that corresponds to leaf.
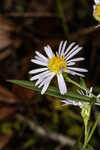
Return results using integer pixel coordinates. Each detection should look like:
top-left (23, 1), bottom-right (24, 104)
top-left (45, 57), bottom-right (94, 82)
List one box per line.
top-left (7, 80), bottom-right (97, 103)
top-left (80, 78), bottom-right (87, 89)
top-left (87, 113), bottom-right (100, 145)
top-left (87, 144), bottom-right (94, 150)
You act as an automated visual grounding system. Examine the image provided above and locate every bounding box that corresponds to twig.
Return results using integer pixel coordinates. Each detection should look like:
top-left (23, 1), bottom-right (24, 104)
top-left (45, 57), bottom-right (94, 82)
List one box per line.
top-left (16, 114), bottom-right (75, 146)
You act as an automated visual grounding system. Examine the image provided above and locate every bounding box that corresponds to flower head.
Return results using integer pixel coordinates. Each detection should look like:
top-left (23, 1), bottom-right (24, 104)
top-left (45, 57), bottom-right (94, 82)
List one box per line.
top-left (93, 0), bottom-right (100, 21)
top-left (62, 87), bottom-right (100, 108)
top-left (29, 41), bottom-right (87, 95)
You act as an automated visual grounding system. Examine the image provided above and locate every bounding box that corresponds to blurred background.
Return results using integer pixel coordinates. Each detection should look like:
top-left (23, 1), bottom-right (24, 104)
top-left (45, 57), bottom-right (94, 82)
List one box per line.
top-left (0, 0), bottom-right (100, 149)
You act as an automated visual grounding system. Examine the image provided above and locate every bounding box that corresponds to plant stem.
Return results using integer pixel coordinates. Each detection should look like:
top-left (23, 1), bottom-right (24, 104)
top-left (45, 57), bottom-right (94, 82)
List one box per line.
top-left (81, 104), bottom-right (91, 150)
top-left (81, 113), bottom-right (100, 150)
top-left (84, 123), bottom-right (88, 145)
top-left (81, 126), bottom-right (87, 150)
top-left (64, 75), bottom-right (94, 96)
top-left (87, 113), bottom-right (100, 144)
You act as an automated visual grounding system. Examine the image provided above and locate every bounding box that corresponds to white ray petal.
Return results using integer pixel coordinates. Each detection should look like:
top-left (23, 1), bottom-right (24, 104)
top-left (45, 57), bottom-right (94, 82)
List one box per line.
top-left (62, 100), bottom-right (72, 105)
top-left (67, 57), bottom-right (85, 63)
top-left (37, 73), bottom-right (54, 89)
top-left (57, 74), bottom-right (67, 95)
top-left (67, 67), bottom-right (88, 72)
top-left (58, 41), bottom-right (63, 55)
top-left (93, 5), bottom-right (96, 11)
top-left (60, 41), bottom-right (67, 56)
top-left (41, 73), bottom-right (55, 94)
top-left (90, 87), bottom-right (93, 93)
top-left (47, 45), bottom-right (54, 55)
top-left (36, 72), bottom-right (55, 87)
top-left (97, 94), bottom-right (100, 98)
top-left (65, 69), bottom-right (85, 77)
top-left (44, 46), bottom-right (54, 59)
top-left (78, 90), bottom-right (85, 96)
top-left (41, 81), bottom-right (50, 94)
top-left (67, 62), bottom-right (75, 66)
top-left (34, 56), bottom-right (42, 61)
top-left (66, 47), bottom-right (82, 61)
top-left (94, 94), bottom-right (100, 105)
top-left (38, 72), bottom-right (55, 88)
top-left (30, 74), bottom-right (40, 81)
top-left (35, 51), bottom-right (48, 62)
top-left (36, 73), bottom-right (53, 87)
top-left (29, 68), bottom-right (48, 74)
top-left (65, 44), bottom-right (79, 58)
top-left (35, 78), bottom-right (43, 86)
top-left (30, 70), bottom-right (50, 81)
top-left (38, 80), bottom-right (44, 88)
top-left (38, 75), bottom-right (52, 88)
top-left (36, 77), bottom-right (46, 87)
top-left (94, 0), bottom-right (100, 4)
top-left (62, 100), bottom-right (83, 108)
top-left (31, 59), bottom-right (48, 66)
top-left (64, 42), bottom-right (76, 56)
top-left (34, 56), bottom-right (48, 63)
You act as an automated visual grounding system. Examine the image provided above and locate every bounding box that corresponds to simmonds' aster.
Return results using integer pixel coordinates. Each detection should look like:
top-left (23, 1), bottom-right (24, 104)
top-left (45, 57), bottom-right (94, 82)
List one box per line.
top-left (29, 41), bottom-right (87, 94)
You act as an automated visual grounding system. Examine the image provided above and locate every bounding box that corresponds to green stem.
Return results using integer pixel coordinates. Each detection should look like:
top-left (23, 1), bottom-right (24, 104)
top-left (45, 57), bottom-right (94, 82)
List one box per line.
top-left (82, 113), bottom-right (100, 150)
top-left (87, 113), bottom-right (100, 144)
top-left (81, 105), bottom-right (91, 150)
top-left (84, 123), bottom-right (88, 145)
top-left (64, 75), bottom-right (94, 96)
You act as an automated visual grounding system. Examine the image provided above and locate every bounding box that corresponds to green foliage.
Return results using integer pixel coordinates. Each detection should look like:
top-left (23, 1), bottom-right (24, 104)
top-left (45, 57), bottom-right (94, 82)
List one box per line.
top-left (7, 80), bottom-right (98, 104)
top-left (87, 144), bottom-right (95, 150)
top-left (80, 78), bottom-right (87, 89)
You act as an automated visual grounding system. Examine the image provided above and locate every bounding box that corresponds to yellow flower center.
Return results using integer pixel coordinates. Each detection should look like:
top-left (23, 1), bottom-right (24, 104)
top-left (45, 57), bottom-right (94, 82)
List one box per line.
top-left (48, 53), bottom-right (67, 74)
top-left (94, 5), bottom-right (100, 21)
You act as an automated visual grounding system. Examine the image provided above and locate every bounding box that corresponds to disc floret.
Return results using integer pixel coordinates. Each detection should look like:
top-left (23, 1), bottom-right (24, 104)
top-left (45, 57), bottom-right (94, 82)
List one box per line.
top-left (48, 53), bottom-right (67, 74)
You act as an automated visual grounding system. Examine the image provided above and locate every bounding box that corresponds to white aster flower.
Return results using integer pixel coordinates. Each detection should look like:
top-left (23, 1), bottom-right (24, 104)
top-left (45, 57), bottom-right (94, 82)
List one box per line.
top-left (29, 40), bottom-right (87, 95)
top-left (62, 87), bottom-right (100, 108)
top-left (93, 0), bottom-right (100, 21)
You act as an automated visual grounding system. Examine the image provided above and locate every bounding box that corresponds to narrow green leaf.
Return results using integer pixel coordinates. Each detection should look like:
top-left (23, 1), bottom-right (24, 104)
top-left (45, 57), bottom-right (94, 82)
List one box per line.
top-left (7, 80), bottom-right (97, 103)
top-left (87, 113), bottom-right (100, 145)
top-left (80, 78), bottom-right (87, 89)
top-left (87, 144), bottom-right (94, 150)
